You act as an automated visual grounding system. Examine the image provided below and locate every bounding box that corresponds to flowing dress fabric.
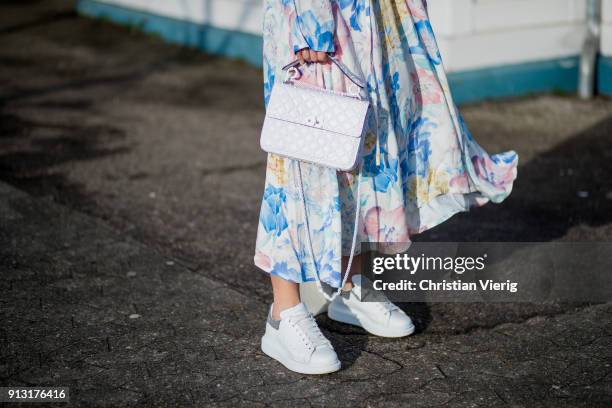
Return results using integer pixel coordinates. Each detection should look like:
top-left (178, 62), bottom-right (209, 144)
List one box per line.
top-left (255, 0), bottom-right (518, 288)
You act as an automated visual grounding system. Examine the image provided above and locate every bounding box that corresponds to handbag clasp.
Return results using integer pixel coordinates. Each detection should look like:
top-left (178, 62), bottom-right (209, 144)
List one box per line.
top-left (305, 116), bottom-right (322, 128)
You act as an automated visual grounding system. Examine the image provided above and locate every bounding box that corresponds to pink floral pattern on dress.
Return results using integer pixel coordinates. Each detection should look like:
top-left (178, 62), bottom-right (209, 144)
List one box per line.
top-left (411, 68), bottom-right (443, 105)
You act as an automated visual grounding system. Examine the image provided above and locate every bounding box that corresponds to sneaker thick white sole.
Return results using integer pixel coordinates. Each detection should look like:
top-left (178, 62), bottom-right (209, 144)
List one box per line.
top-left (328, 301), bottom-right (415, 338)
top-left (261, 333), bottom-right (341, 375)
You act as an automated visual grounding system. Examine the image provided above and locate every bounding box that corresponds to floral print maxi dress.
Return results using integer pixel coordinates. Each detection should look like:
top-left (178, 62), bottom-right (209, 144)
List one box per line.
top-left (254, 0), bottom-right (518, 288)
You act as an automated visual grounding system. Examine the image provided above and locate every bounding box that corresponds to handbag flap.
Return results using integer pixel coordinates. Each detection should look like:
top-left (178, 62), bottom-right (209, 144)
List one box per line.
top-left (266, 82), bottom-right (369, 138)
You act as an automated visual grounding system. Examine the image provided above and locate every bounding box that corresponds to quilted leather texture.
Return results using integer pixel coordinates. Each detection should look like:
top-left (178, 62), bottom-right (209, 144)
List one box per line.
top-left (266, 83), bottom-right (369, 137)
top-left (261, 82), bottom-right (370, 171)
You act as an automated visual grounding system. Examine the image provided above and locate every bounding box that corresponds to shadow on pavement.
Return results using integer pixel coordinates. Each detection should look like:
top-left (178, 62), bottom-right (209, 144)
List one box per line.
top-left (0, 111), bottom-right (128, 208)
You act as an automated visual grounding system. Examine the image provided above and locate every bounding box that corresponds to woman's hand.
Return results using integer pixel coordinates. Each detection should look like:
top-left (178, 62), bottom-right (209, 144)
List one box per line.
top-left (296, 48), bottom-right (329, 64)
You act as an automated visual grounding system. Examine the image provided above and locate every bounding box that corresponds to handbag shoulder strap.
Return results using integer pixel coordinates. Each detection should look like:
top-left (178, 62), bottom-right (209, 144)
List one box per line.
top-left (296, 162), bottom-right (362, 301)
top-left (281, 55), bottom-right (367, 90)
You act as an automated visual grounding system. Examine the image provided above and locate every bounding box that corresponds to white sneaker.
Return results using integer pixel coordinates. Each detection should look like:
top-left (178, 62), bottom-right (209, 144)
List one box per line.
top-left (261, 302), bottom-right (341, 374)
top-left (328, 275), bottom-right (415, 338)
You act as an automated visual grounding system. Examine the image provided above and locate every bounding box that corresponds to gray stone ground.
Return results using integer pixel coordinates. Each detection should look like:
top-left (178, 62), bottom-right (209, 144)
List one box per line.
top-left (1, 1), bottom-right (612, 406)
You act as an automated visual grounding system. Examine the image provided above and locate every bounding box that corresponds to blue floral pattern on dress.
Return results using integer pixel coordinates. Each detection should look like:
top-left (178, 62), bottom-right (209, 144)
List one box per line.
top-left (259, 185), bottom-right (288, 237)
top-left (255, 0), bottom-right (518, 288)
top-left (290, 0), bottom-right (336, 52)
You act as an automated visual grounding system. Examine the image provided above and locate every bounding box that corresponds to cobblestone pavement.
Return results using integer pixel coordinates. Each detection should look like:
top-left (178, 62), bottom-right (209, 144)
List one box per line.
top-left (1, 1), bottom-right (612, 406)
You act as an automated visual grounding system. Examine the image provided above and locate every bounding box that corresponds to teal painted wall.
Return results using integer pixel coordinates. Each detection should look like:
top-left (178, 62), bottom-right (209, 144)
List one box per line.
top-left (447, 58), bottom-right (579, 104)
top-left (598, 56), bottom-right (612, 97)
top-left (78, 0), bottom-right (608, 103)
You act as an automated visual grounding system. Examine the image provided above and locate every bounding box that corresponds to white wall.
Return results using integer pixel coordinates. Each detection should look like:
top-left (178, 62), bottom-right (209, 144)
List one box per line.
top-left (94, 0), bottom-right (600, 71)
top-left (603, 0), bottom-right (612, 57)
top-left (428, 0), bottom-right (587, 71)
top-left (98, 0), bottom-right (263, 35)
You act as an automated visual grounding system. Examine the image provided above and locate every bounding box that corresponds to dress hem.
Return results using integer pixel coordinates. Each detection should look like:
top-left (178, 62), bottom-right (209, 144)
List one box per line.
top-left (255, 183), bottom-right (513, 288)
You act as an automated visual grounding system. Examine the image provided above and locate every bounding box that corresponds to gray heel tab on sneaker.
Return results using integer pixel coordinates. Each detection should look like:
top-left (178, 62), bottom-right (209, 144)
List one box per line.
top-left (268, 306), bottom-right (280, 330)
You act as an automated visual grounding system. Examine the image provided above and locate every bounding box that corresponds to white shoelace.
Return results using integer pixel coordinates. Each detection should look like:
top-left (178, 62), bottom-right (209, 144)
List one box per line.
top-left (350, 283), bottom-right (399, 316)
top-left (375, 300), bottom-right (399, 316)
top-left (288, 313), bottom-right (329, 351)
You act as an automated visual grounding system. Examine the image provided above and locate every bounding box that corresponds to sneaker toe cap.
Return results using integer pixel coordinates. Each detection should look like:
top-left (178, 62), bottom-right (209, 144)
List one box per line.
top-left (310, 345), bottom-right (339, 366)
top-left (389, 310), bottom-right (415, 331)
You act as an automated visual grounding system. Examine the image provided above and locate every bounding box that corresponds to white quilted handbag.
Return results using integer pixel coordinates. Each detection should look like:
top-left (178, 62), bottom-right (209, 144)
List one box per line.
top-left (260, 55), bottom-right (371, 301)
top-left (260, 56), bottom-right (370, 171)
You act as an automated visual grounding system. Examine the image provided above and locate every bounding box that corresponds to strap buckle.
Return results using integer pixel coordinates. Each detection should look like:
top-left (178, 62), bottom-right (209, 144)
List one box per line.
top-left (281, 54), bottom-right (367, 93)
